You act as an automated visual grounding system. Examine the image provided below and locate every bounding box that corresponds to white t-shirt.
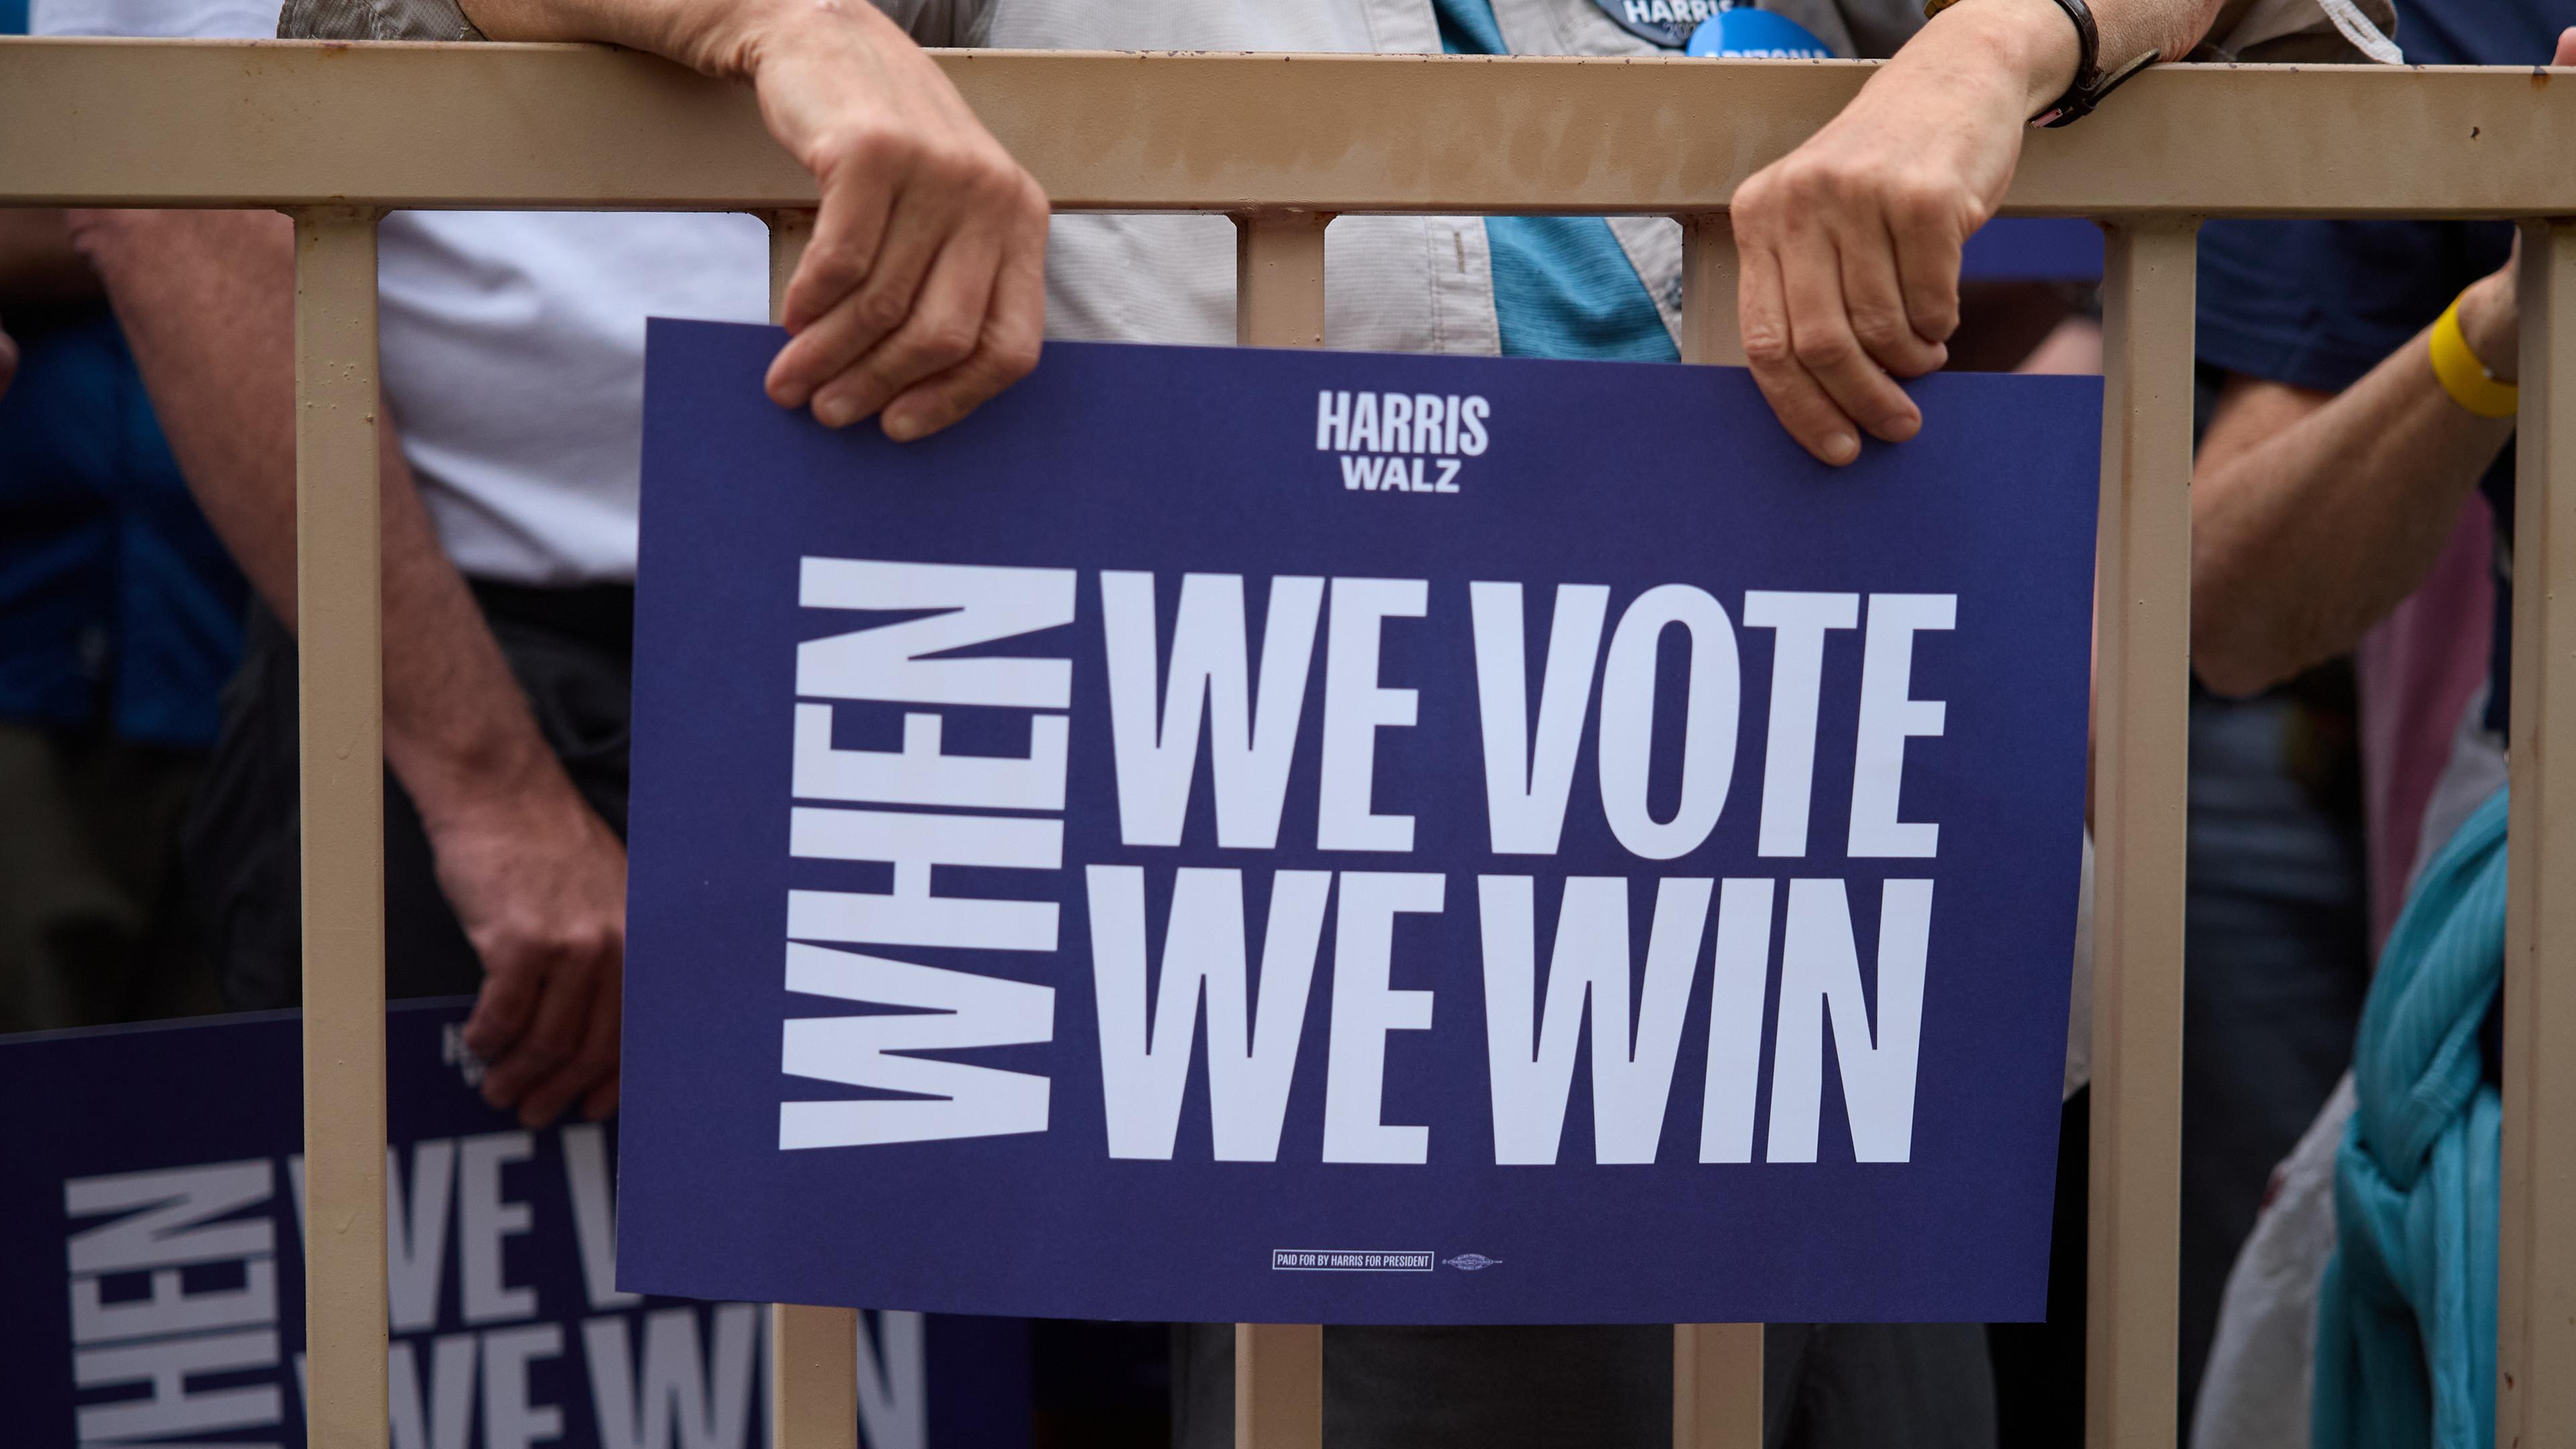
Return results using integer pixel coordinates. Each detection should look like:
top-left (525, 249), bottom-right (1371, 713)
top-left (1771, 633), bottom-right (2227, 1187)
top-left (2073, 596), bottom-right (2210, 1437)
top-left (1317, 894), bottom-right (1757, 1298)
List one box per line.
top-left (33, 0), bottom-right (767, 586)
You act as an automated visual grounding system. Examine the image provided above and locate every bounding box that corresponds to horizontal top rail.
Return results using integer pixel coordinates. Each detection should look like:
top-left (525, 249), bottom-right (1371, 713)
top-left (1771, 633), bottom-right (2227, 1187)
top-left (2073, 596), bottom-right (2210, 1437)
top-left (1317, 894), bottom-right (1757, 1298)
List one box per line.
top-left (3, 38), bottom-right (2576, 218)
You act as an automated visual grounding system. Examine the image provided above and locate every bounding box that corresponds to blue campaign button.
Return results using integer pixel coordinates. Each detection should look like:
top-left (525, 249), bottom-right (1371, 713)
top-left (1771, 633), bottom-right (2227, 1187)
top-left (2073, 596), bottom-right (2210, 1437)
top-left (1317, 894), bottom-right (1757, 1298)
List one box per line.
top-left (1686, 7), bottom-right (1836, 58)
top-left (1593, 0), bottom-right (1719, 49)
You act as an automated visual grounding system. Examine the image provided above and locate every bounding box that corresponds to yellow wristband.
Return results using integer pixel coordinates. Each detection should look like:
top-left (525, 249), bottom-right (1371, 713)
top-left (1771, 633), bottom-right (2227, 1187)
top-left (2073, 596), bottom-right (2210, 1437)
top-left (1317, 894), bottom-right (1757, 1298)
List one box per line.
top-left (2429, 297), bottom-right (2519, 419)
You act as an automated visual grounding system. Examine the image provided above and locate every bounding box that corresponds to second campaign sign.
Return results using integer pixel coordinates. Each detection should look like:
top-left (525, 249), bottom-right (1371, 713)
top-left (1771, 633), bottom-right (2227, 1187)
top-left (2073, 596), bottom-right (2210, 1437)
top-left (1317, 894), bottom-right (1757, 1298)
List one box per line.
top-left (621, 320), bottom-right (2099, 1326)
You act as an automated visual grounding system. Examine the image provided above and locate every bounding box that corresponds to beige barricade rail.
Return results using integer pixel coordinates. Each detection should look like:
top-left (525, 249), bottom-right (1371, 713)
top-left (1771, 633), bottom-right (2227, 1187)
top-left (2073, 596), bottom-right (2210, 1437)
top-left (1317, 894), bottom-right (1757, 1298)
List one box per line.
top-left (3, 35), bottom-right (2572, 1449)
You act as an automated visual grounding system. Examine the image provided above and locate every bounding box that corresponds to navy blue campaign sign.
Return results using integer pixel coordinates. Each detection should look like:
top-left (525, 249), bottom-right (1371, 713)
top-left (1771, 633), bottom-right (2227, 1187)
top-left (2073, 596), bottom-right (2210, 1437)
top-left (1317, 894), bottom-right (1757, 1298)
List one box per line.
top-left (0, 1002), bottom-right (1028, 1449)
top-left (623, 321), bottom-right (2099, 1327)
top-left (1962, 218), bottom-right (2104, 281)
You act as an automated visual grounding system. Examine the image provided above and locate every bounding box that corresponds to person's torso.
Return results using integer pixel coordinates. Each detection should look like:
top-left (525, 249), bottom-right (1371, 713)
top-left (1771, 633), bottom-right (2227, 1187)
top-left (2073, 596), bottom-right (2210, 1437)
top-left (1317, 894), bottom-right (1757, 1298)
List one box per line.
top-left (961, 0), bottom-right (1895, 358)
top-left (374, 211), bottom-right (767, 585)
top-left (240, 0), bottom-right (1909, 580)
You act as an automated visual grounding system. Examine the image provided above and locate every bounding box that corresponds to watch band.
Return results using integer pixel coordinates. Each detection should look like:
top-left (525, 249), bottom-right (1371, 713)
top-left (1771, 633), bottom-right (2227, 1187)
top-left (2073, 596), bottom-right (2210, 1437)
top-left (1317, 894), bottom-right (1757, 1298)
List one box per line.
top-left (1921, 0), bottom-right (2158, 127)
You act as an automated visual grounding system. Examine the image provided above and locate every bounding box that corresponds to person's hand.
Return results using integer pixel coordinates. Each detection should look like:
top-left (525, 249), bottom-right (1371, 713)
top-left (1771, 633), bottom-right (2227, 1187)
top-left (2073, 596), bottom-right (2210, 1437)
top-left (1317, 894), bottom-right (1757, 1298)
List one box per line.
top-left (430, 769), bottom-right (629, 1129)
top-left (724, 3), bottom-right (1049, 441)
top-left (2443, 28), bottom-right (2576, 379)
top-left (1731, 0), bottom-right (2080, 464)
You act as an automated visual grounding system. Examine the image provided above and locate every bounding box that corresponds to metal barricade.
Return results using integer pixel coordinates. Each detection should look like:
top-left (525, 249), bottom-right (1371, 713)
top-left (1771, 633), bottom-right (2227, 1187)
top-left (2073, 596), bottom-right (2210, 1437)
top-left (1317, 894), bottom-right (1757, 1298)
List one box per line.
top-left (3, 36), bottom-right (2570, 1449)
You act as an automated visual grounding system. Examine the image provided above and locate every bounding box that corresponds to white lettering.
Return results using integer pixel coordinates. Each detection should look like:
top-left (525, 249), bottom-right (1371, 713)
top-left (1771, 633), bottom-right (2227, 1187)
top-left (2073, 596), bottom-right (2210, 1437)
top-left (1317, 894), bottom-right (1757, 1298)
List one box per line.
top-left (855, 1312), bottom-right (926, 1449)
top-left (584, 1305), bottom-right (761, 1449)
top-left (1848, 594), bottom-right (1955, 858)
top-left (793, 706), bottom-right (1068, 813)
top-left (1381, 393), bottom-right (1413, 453)
top-left (1087, 867), bottom-right (1330, 1161)
top-left (780, 943), bottom-right (1055, 1148)
top-left (1458, 396), bottom-right (1491, 455)
top-left (1597, 585), bottom-right (1740, 860)
top-left (561, 1124), bottom-right (639, 1311)
top-left (384, 1138), bottom-right (455, 1334)
top-left (1479, 875), bottom-right (1711, 1164)
top-left (1322, 871), bottom-right (1445, 1163)
top-left (1764, 879), bottom-right (1935, 1163)
top-left (65, 1160), bottom-right (273, 1273)
top-left (74, 1330), bottom-right (280, 1443)
top-left (390, 1333), bottom-right (478, 1449)
top-left (786, 807), bottom-right (1059, 954)
top-left (458, 1131), bottom-right (536, 1325)
top-left (1698, 877), bottom-right (1776, 1163)
top-left (1317, 578), bottom-right (1428, 852)
top-left (1101, 572), bottom-right (1324, 849)
top-left (480, 1324), bottom-right (565, 1449)
top-left (69, 1258), bottom-right (276, 1345)
top-left (1470, 582), bottom-right (1609, 855)
top-left (795, 558), bottom-right (1074, 710)
top-left (1316, 390), bottom-right (1350, 451)
top-left (1743, 592), bottom-right (1858, 858)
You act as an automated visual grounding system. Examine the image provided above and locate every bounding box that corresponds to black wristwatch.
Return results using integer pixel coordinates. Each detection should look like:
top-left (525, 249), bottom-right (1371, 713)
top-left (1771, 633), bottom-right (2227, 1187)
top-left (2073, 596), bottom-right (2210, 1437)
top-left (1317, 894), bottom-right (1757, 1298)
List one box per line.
top-left (1923, 0), bottom-right (2160, 127)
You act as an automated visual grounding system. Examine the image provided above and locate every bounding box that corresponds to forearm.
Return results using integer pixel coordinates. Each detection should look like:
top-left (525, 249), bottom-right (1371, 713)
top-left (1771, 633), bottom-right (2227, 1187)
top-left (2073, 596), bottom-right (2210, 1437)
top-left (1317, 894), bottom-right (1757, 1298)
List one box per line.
top-left (459, 0), bottom-right (841, 76)
top-left (1882, 0), bottom-right (2217, 125)
top-left (2193, 351), bottom-right (2512, 696)
top-left (70, 209), bottom-right (571, 827)
top-left (2086, 0), bottom-right (2226, 79)
top-left (0, 209), bottom-right (101, 307)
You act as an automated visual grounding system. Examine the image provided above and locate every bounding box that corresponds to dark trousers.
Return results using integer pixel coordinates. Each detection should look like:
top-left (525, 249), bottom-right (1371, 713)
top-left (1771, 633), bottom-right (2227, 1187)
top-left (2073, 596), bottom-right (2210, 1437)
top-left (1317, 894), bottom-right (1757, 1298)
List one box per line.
top-left (0, 719), bottom-right (221, 1031)
top-left (184, 585), bottom-right (635, 1010)
top-left (2175, 684), bottom-right (2368, 1421)
top-left (1172, 1321), bottom-right (1997, 1449)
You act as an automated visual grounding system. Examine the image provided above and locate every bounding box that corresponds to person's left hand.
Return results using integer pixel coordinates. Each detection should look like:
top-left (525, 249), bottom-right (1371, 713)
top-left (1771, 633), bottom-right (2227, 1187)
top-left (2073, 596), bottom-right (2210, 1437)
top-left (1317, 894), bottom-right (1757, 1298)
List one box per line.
top-left (1730, 0), bottom-right (2079, 464)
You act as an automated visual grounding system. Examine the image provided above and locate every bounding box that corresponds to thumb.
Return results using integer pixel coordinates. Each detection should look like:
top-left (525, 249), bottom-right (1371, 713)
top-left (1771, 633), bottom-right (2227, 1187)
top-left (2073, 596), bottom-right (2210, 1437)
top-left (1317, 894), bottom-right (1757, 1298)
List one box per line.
top-left (2554, 27), bottom-right (2576, 68)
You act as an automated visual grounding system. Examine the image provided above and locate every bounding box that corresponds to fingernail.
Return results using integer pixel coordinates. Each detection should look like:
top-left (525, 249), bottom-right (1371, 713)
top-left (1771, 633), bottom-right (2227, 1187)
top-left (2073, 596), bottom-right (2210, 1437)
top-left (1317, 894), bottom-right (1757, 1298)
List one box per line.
top-left (1824, 432), bottom-right (1860, 465)
top-left (814, 397), bottom-right (856, 429)
top-left (883, 413), bottom-right (923, 443)
top-left (1881, 413), bottom-right (1921, 443)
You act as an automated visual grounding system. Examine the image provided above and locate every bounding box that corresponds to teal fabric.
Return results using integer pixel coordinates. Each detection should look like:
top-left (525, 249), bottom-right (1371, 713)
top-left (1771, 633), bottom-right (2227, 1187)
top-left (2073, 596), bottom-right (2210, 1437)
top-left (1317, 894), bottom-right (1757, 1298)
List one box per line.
top-left (2314, 788), bottom-right (2506, 1449)
top-left (1432, 0), bottom-right (1680, 362)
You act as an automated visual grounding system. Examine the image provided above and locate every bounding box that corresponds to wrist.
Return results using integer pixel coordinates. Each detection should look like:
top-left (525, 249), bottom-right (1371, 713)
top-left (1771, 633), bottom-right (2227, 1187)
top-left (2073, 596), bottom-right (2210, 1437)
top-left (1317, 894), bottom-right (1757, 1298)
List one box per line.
top-left (390, 714), bottom-right (576, 839)
top-left (1917, 0), bottom-right (2084, 121)
top-left (2455, 273), bottom-right (2520, 384)
top-left (688, 0), bottom-right (892, 83)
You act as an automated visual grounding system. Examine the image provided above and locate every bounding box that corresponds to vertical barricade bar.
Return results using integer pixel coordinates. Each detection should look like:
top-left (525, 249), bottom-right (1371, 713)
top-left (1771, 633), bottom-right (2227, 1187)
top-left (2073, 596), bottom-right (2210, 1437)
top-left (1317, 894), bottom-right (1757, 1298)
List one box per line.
top-left (763, 208), bottom-right (863, 1449)
top-left (772, 1304), bottom-right (859, 1449)
top-left (1680, 213), bottom-right (1746, 367)
top-left (292, 205), bottom-right (389, 1449)
top-left (1672, 211), bottom-right (1763, 1449)
top-left (2503, 219), bottom-right (2576, 1448)
top-left (1231, 207), bottom-right (1330, 1449)
top-left (2085, 219), bottom-right (2196, 1449)
top-left (1236, 210), bottom-right (1331, 350)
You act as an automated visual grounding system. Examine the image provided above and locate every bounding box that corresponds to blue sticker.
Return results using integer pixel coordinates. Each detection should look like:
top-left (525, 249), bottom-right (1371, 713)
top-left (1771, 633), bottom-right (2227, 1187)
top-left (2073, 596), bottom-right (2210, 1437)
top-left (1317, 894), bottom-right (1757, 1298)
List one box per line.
top-left (1593, 0), bottom-right (1731, 48)
top-left (1687, 6), bottom-right (1837, 57)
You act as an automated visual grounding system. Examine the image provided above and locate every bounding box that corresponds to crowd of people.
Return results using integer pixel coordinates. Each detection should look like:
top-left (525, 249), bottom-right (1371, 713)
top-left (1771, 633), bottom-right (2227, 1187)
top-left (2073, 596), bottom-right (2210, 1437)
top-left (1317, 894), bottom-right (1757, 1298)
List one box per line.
top-left (0, 0), bottom-right (2548, 1442)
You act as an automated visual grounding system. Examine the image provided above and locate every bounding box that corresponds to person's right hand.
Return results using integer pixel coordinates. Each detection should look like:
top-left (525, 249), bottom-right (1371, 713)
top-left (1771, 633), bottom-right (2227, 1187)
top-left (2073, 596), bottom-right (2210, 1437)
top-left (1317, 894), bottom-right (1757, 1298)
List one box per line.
top-left (728, 3), bottom-right (1050, 443)
top-left (428, 766), bottom-right (630, 1130)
